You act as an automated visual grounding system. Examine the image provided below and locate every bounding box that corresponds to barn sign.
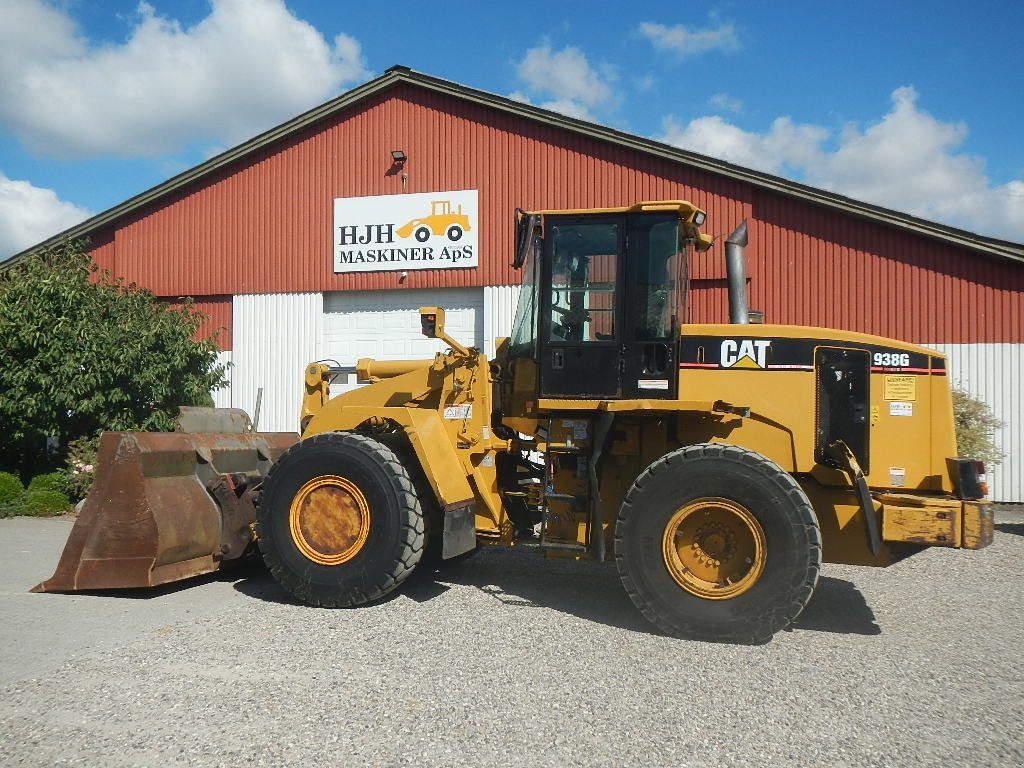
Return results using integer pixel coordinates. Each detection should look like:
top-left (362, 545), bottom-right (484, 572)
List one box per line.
top-left (333, 190), bottom-right (479, 273)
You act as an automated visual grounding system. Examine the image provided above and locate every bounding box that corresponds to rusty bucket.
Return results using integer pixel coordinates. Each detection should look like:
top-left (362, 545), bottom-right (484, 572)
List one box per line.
top-left (32, 409), bottom-right (297, 592)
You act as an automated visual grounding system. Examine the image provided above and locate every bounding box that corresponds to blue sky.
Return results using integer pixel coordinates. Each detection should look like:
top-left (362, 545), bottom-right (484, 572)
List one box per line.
top-left (1, 0), bottom-right (1022, 258)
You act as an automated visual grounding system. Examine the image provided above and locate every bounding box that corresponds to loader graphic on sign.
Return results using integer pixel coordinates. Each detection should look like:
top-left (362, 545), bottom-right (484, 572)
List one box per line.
top-left (396, 200), bottom-right (471, 242)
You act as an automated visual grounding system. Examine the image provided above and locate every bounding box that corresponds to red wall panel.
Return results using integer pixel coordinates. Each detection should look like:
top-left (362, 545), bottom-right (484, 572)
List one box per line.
top-left (86, 84), bottom-right (1022, 346)
top-left (160, 295), bottom-right (232, 350)
top-left (746, 192), bottom-right (1023, 344)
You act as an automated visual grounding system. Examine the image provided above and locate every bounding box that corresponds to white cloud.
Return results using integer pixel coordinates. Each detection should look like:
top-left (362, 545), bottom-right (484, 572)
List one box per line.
top-left (659, 87), bottom-right (1024, 242)
top-left (634, 74), bottom-right (656, 93)
top-left (637, 21), bottom-right (739, 58)
top-left (660, 114), bottom-right (828, 177)
top-left (709, 93), bottom-right (742, 113)
top-left (514, 43), bottom-right (617, 122)
top-left (0, 172), bottom-right (91, 258)
top-left (0, 0), bottom-right (370, 158)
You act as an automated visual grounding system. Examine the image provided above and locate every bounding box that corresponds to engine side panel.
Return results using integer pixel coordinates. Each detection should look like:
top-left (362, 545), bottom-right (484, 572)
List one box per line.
top-left (677, 324), bottom-right (956, 494)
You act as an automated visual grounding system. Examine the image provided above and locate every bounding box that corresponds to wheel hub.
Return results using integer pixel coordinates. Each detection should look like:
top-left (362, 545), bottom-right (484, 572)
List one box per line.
top-left (662, 497), bottom-right (766, 600)
top-left (690, 521), bottom-right (736, 565)
top-left (288, 475), bottom-right (370, 566)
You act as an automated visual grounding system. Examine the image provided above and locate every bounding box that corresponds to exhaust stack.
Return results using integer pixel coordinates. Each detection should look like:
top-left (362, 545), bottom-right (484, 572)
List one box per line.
top-left (726, 220), bottom-right (749, 324)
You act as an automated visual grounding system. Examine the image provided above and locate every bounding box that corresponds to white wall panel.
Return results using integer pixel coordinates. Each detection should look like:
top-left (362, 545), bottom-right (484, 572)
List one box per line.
top-left (211, 350), bottom-right (233, 410)
top-left (930, 343), bottom-right (1022, 503)
top-left (483, 285), bottom-right (521, 359)
top-left (231, 293), bottom-right (322, 433)
top-left (222, 290), bottom-right (1021, 501)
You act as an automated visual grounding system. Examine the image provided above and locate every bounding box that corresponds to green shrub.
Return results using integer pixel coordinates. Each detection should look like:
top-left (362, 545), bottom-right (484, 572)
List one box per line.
top-left (20, 489), bottom-right (72, 517)
top-left (28, 471), bottom-right (68, 495)
top-left (0, 238), bottom-right (227, 478)
top-left (2, 471), bottom-right (75, 517)
top-left (0, 471), bottom-right (23, 506)
top-left (951, 386), bottom-right (1004, 466)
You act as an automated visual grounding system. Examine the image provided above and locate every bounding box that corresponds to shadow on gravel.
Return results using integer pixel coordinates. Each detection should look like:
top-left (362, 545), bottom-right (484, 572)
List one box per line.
top-left (39, 555), bottom-right (276, 601)
top-left (412, 551), bottom-right (888, 638)
top-left (229, 562), bottom-right (319, 605)
top-left (996, 523), bottom-right (1024, 537)
top-left (408, 547), bottom-right (659, 636)
top-left (229, 547), bottom-right (886, 639)
top-left (789, 576), bottom-right (881, 636)
top-left (231, 545), bottom-right (658, 635)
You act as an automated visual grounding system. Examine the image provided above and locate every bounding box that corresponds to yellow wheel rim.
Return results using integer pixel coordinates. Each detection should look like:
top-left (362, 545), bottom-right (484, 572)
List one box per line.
top-left (288, 475), bottom-right (370, 566)
top-left (662, 497), bottom-right (766, 600)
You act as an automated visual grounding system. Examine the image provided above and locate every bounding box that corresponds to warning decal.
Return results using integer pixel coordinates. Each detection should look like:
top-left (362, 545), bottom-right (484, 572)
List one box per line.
top-left (884, 375), bottom-right (917, 401)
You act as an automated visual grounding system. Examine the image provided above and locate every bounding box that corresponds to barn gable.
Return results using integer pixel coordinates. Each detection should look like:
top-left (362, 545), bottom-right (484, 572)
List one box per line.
top-left (7, 65), bottom-right (1022, 499)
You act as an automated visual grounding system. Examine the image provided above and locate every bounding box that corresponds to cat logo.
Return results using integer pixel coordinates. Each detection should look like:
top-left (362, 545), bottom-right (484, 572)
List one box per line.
top-left (720, 339), bottom-right (771, 369)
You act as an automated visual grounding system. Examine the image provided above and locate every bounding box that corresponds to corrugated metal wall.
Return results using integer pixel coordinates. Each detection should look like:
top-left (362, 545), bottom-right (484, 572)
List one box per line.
top-left (230, 293), bottom-right (322, 433)
top-left (90, 84), bottom-right (1021, 346)
top-left (160, 295), bottom-right (232, 350)
top-left (747, 192), bottom-right (1023, 343)
top-left (483, 285), bottom-right (521, 358)
top-left (212, 350), bottom-right (232, 410)
top-left (82, 83), bottom-right (1023, 498)
top-left (88, 85), bottom-right (751, 297)
top-left (931, 343), bottom-right (1023, 502)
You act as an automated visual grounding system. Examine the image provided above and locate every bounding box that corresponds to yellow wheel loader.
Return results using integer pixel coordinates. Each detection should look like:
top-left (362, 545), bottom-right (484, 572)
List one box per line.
top-left (35, 201), bottom-right (993, 644)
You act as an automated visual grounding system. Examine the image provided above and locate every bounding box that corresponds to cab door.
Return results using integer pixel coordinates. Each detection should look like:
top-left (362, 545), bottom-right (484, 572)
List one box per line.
top-left (620, 214), bottom-right (680, 400)
top-left (538, 216), bottom-right (622, 398)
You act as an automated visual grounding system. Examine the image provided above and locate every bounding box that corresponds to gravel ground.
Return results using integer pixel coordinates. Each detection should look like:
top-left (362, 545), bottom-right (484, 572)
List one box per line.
top-left (1, 509), bottom-right (1022, 768)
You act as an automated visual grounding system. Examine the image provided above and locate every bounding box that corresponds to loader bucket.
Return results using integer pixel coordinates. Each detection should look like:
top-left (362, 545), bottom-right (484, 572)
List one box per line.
top-left (32, 423), bottom-right (297, 593)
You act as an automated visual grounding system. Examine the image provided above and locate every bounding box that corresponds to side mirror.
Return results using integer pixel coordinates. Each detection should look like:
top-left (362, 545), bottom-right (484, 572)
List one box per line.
top-left (513, 209), bottom-right (540, 269)
top-left (420, 307), bottom-right (444, 338)
top-left (419, 306), bottom-right (471, 357)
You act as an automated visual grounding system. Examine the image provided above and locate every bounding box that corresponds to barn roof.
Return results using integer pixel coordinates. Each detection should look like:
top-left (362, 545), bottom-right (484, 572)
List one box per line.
top-left (6, 64), bottom-right (1023, 267)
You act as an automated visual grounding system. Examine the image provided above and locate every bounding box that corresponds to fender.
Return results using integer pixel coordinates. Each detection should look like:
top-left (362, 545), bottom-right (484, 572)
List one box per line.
top-left (305, 404), bottom-right (474, 510)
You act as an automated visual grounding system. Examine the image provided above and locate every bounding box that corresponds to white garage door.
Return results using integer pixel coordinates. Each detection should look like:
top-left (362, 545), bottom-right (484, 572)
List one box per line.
top-left (323, 288), bottom-right (484, 391)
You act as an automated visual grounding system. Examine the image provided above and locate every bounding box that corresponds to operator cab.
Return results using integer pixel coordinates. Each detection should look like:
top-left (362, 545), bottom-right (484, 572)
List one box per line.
top-left (509, 201), bottom-right (712, 400)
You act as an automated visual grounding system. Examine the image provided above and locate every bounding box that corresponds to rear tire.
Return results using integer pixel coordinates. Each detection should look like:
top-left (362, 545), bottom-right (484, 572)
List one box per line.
top-left (615, 444), bottom-right (820, 643)
top-left (256, 431), bottom-right (425, 607)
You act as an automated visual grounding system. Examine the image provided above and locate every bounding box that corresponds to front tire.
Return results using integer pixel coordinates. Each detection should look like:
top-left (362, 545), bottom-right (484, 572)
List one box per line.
top-left (615, 444), bottom-right (820, 643)
top-left (256, 432), bottom-right (425, 607)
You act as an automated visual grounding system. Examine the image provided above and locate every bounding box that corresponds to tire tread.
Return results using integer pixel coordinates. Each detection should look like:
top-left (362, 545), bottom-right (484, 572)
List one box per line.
top-left (615, 443), bottom-right (821, 644)
top-left (256, 431), bottom-right (425, 607)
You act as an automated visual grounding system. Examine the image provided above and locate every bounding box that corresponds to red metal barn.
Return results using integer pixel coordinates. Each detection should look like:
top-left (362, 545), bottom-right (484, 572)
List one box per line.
top-left (15, 67), bottom-right (1024, 500)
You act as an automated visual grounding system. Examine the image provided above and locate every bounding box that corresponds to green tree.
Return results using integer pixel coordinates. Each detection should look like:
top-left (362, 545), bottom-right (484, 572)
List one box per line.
top-left (0, 239), bottom-right (227, 476)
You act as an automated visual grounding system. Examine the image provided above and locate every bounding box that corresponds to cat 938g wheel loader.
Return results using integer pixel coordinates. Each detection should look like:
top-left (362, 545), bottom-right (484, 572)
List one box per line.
top-left (35, 201), bottom-right (994, 644)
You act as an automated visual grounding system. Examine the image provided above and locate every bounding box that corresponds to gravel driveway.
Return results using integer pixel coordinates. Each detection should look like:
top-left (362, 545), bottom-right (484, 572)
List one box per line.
top-left (1, 510), bottom-right (1022, 767)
